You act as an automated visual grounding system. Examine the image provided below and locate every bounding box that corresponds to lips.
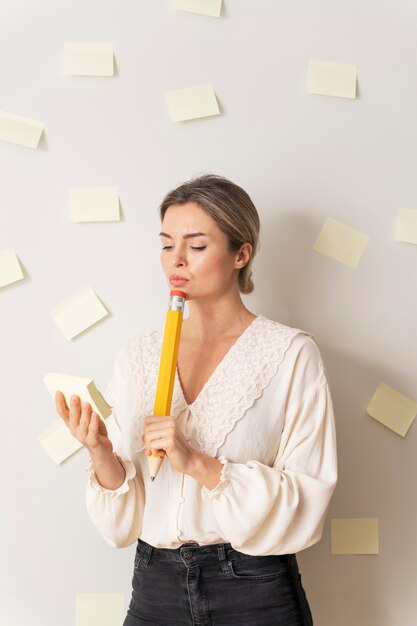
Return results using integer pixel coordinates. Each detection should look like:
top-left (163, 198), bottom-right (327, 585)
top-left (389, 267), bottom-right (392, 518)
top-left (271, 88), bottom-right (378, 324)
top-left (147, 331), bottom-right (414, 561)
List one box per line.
top-left (170, 275), bottom-right (189, 287)
top-left (170, 275), bottom-right (188, 281)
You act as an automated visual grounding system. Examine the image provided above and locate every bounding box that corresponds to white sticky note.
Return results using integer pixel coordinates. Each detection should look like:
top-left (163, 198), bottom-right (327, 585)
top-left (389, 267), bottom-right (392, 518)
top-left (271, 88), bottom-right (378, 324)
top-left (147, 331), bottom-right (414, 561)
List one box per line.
top-left (367, 383), bottom-right (417, 437)
top-left (75, 594), bottom-right (125, 626)
top-left (172, 0), bottom-right (222, 17)
top-left (331, 518), bottom-right (379, 555)
top-left (165, 83), bottom-right (220, 122)
top-left (0, 247), bottom-right (24, 288)
top-left (313, 217), bottom-right (369, 268)
top-left (395, 207), bottom-right (417, 245)
top-left (37, 419), bottom-right (83, 464)
top-left (308, 59), bottom-right (357, 99)
top-left (69, 187), bottom-right (120, 222)
top-left (50, 286), bottom-right (108, 340)
top-left (64, 43), bottom-right (114, 76)
top-left (0, 110), bottom-right (44, 148)
top-left (44, 373), bottom-right (112, 420)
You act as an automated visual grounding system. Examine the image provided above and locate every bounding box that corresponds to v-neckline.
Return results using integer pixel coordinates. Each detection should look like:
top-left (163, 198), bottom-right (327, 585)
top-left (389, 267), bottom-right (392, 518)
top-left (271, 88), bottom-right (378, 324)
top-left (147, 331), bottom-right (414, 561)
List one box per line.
top-left (174, 315), bottom-right (261, 410)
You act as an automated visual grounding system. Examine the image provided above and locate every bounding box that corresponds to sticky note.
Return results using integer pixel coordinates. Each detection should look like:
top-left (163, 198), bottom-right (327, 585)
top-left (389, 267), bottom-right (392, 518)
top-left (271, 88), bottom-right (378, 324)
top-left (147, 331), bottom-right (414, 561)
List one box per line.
top-left (0, 247), bottom-right (24, 288)
top-left (313, 217), bottom-right (369, 268)
top-left (69, 187), bottom-right (120, 222)
top-left (0, 110), bottom-right (44, 148)
top-left (395, 207), bottom-right (417, 245)
top-left (50, 286), bottom-right (108, 340)
top-left (308, 59), bottom-right (357, 99)
top-left (37, 419), bottom-right (83, 464)
top-left (172, 0), bottom-right (222, 17)
top-left (44, 373), bottom-right (112, 420)
top-left (367, 383), bottom-right (417, 437)
top-left (165, 83), bottom-right (220, 122)
top-left (64, 43), bottom-right (114, 76)
top-left (331, 518), bottom-right (379, 555)
top-left (75, 594), bottom-right (125, 626)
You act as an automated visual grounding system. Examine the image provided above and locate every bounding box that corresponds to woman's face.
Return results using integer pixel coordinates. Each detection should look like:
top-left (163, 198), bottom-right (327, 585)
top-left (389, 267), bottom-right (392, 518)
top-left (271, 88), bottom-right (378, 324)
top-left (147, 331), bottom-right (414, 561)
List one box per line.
top-left (159, 202), bottom-right (247, 301)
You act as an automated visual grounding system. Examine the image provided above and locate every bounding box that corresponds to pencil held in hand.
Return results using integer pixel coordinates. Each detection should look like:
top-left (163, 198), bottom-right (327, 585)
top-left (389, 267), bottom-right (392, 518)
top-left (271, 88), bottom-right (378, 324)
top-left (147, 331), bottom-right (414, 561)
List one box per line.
top-left (148, 290), bottom-right (186, 481)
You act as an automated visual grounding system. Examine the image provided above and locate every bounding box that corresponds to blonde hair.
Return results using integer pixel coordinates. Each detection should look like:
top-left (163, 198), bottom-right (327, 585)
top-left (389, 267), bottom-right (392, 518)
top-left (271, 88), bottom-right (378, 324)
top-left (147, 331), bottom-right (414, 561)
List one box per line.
top-left (159, 174), bottom-right (260, 294)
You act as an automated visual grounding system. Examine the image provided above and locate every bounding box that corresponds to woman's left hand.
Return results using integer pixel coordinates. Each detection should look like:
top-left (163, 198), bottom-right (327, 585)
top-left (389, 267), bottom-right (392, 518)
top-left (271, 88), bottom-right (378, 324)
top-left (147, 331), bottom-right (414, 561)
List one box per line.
top-left (142, 415), bottom-right (197, 475)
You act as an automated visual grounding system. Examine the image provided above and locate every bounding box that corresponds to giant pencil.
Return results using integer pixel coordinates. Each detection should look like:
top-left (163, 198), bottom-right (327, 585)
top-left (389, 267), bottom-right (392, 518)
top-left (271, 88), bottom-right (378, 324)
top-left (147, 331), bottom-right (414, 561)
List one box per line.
top-left (147, 290), bottom-right (186, 481)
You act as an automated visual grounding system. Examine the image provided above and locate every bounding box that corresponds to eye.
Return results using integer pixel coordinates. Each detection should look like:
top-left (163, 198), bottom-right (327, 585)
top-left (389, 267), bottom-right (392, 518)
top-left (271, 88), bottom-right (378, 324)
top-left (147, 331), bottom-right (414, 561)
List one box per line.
top-left (191, 246), bottom-right (206, 251)
top-left (162, 246), bottom-right (173, 250)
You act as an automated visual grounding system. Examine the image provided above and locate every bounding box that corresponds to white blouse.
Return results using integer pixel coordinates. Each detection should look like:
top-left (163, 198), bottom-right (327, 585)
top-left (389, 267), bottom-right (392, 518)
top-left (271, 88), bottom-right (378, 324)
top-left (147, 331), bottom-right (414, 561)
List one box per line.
top-left (86, 314), bottom-right (338, 556)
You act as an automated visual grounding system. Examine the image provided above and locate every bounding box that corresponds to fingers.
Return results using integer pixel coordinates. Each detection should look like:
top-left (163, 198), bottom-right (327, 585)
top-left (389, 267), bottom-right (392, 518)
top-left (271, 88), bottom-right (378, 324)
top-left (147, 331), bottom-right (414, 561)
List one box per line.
top-left (66, 395), bottom-right (94, 443)
top-left (143, 417), bottom-right (176, 439)
top-left (142, 415), bottom-right (180, 459)
top-left (86, 412), bottom-right (113, 453)
top-left (144, 433), bottom-right (164, 456)
top-left (97, 416), bottom-right (108, 438)
top-left (87, 412), bottom-right (100, 445)
top-left (143, 430), bottom-right (171, 458)
top-left (144, 415), bottom-right (176, 427)
top-left (142, 416), bottom-right (177, 457)
top-left (146, 450), bottom-right (166, 458)
top-left (55, 392), bottom-right (112, 455)
top-left (78, 401), bottom-right (92, 439)
top-left (55, 391), bottom-right (70, 424)
top-left (68, 395), bottom-right (79, 430)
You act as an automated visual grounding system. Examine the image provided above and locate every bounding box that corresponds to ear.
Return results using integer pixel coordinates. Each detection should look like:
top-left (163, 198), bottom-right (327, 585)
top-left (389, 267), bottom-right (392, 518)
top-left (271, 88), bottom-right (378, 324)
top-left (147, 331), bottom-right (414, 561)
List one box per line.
top-left (234, 242), bottom-right (252, 269)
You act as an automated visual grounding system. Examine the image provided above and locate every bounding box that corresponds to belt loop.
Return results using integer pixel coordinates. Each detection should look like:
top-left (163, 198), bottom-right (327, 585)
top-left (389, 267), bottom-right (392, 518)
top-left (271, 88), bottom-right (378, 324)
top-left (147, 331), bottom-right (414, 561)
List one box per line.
top-left (217, 543), bottom-right (229, 575)
top-left (147, 542), bottom-right (154, 566)
top-left (140, 540), bottom-right (153, 566)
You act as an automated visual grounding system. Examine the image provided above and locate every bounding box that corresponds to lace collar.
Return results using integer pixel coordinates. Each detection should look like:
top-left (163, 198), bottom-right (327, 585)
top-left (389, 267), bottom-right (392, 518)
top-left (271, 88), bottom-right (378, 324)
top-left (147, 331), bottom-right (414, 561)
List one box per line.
top-left (126, 314), bottom-right (311, 457)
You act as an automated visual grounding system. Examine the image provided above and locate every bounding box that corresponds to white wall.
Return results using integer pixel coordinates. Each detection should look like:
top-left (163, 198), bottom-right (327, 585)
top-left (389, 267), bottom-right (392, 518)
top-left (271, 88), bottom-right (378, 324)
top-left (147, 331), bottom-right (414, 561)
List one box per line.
top-left (1, 1), bottom-right (416, 625)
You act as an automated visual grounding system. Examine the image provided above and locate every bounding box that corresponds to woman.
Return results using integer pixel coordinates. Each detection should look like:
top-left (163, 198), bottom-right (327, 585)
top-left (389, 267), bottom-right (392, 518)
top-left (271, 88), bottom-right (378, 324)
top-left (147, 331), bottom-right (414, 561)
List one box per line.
top-left (56, 174), bottom-right (337, 625)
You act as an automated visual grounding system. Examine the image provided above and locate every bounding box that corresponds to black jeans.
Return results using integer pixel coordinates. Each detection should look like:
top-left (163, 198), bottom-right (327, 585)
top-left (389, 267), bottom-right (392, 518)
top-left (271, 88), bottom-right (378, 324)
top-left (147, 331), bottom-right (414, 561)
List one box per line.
top-left (123, 539), bottom-right (313, 625)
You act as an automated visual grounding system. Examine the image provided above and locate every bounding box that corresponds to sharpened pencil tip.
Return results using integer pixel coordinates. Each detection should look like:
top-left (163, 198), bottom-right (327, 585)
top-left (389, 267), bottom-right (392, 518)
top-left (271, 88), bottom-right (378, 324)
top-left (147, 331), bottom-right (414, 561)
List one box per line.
top-left (151, 476), bottom-right (155, 482)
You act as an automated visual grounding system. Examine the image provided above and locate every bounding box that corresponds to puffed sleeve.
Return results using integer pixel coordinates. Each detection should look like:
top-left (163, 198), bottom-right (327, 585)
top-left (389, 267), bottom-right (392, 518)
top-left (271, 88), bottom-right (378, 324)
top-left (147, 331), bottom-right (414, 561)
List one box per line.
top-left (85, 342), bottom-right (145, 549)
top-left (200, 336), bottom-right (338, 556)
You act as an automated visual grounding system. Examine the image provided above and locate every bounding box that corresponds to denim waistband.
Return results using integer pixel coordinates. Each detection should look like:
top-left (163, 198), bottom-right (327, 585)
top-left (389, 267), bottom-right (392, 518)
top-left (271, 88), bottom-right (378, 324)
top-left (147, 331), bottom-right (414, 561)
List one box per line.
top-left (136, 538), bottom-right (296, 568)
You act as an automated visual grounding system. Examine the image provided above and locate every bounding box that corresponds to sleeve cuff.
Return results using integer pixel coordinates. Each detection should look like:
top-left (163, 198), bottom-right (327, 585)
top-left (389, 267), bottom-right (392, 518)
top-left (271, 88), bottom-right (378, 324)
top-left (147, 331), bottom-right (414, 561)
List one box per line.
top-left (201, 456), bottom-right (230, 500)
top-left (86, 453), bottom-right (136, 498)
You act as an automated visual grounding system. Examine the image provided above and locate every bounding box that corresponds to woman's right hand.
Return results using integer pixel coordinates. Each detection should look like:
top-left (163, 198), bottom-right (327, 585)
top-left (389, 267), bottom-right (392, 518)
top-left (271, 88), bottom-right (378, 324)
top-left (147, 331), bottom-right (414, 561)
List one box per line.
top-left (55, 391), bottom-right (113, 458)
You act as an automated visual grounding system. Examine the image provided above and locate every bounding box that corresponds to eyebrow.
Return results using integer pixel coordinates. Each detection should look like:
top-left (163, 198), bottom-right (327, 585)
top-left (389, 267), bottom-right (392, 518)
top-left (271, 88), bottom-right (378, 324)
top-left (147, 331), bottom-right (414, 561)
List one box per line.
top-left (159, 231), bottom-right (209, 239)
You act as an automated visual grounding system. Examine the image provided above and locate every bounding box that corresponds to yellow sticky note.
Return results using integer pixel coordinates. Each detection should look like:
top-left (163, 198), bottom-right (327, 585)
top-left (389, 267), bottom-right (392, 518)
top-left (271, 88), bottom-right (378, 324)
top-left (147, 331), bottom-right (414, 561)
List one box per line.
top-left (37, 419), bottom-right (83, 464)
top-left (0, 247), bottom-right (24, 288)
top-left (165, 83), bottom-right (220, 122)
top-left (331, 518), bottom-right (379, 555)
top-left (313, 217), bottom-right (369, 268)
top-left (50, 286), bottom-right (108, 340)
top-left (44, 373), bottom-right (112, 420)
top-left (172, 0), bottom-right (222, 17)
top-left (395, 207), bottom-right (417, 245)
top-left (69, 187), bottom-right (120, 222)
top-left (64, 43), bottom-right (114, 76)
top-left (367, 383), bottom-right (417, 437)
top-left (308, 59), bottom-right (357, 99)
top-left (75, 594), bottom-right (125, 626)
top-left (0, 110), bottom-right (44, 149)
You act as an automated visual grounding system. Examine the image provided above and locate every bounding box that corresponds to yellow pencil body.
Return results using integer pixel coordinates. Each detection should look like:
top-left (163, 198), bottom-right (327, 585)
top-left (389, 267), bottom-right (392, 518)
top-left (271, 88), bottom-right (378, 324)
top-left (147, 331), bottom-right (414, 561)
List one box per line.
top-left (147, 291), bottom-right (186, 480)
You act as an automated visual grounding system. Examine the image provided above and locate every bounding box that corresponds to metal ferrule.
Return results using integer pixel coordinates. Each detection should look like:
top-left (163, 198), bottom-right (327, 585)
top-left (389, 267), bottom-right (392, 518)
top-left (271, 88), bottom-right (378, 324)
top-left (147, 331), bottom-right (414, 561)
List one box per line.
top-left (169, 294), bottom-right (186, 312)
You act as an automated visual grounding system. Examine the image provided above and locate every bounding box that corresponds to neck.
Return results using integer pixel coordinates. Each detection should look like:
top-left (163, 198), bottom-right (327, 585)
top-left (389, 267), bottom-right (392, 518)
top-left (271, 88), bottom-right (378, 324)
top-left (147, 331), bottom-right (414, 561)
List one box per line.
top-left (183, 291), bottom-right (257, 341)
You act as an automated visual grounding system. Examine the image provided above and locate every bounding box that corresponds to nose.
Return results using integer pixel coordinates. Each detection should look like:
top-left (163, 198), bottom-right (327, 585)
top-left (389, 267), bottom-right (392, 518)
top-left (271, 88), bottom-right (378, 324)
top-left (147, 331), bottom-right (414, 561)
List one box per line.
top-left (172, 246), bottom-right (187, 267)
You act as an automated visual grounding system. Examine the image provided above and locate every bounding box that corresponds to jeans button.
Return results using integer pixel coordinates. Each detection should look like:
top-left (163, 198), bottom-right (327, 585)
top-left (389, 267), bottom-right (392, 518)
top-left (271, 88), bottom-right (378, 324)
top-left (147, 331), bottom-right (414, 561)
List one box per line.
top-left (183, 550), bottom-right (193, 559)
